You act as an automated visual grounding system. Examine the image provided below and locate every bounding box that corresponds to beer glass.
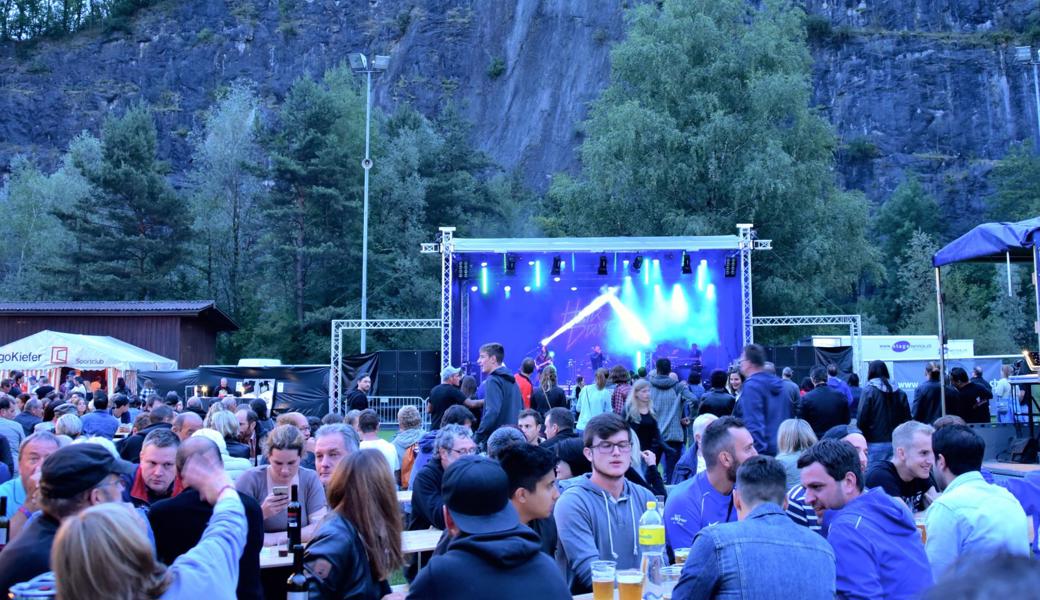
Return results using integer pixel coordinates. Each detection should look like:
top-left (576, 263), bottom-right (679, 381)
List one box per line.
top-left (660, 565), bottom-right (682, 600)
top-left (617, 569), bottom-right (644, 600)
top-left (591, 560), bottom-right (616, 600)
top-left (673, 547), bottom-right (690, 565)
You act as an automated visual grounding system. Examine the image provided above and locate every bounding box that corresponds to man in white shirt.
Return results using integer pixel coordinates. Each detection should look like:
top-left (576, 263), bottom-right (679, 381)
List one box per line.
top-left (357, 409), bottom-right (400, 479)
top-left (925, 424), bottom-right (1030, 579)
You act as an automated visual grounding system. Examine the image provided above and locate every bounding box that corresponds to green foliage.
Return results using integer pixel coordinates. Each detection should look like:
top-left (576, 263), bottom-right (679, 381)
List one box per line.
top-left (545, 0), bottom-right (879, 319)
top-left (48, 105), bottom-right (190, 299)
top-left (0, 0), bottom-right (158, 40)
top-left (486, 56), bottom-right (505, 80)
top-left (844, 137), bottom-right (880, 162)
top-left (803, 14), bottom-right (831, 44)
top-left (989, 140), bottom-right (1040, 222)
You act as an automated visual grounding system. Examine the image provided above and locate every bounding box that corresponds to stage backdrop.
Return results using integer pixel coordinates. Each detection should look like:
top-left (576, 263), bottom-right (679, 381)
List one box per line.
top-left (456, 250), bottom-right (742, 385)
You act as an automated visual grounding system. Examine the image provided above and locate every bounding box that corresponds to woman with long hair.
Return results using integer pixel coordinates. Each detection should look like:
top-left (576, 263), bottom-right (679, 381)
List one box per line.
top-left (530, 365), bottom-right (567, 415)
top-left (609, 364), bottom-right (632, 415)
top-left (51, 449), bottom-right (244, 600)
top-left (856, 360), bottom-right (910, 466)
top-left (775, 419), bottom-right (818, 489)
top-left (575, 368), bottom-right (611, 430)
top-left (624, 379), bottom-right (664, 467)
top-left (726, 369), bottom-right (744, 400)
top-left (302, 449), bottom-right (405, 599)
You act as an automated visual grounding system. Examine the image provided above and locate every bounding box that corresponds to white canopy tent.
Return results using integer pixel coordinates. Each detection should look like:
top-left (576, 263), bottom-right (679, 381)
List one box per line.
top-left (0, 330), bottom-right (177, 395)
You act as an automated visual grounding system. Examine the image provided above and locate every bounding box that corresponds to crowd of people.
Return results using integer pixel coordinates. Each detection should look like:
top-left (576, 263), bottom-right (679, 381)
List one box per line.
top-left (0, 343), bottom-right (1035, 599)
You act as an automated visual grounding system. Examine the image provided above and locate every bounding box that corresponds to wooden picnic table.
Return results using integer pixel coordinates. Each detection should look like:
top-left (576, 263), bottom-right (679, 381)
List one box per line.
top-left (983, 461), bottom-right (1040, 478)
top-left (260, 528), bottom-right (443, 569)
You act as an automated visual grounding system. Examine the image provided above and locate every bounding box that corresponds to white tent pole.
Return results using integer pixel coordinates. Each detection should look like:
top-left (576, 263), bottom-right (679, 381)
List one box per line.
top-left (1007, 251), bottom-right (1013, 296)
top-left (935, 267), bottom-right (947, 417)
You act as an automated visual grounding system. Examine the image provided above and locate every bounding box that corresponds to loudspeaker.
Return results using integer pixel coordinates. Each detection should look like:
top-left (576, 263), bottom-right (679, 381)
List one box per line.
top-left (379, 351), bottom-right (398, 373)
top-left (376, 373), bottom-right (398, 396)
top-left (420, 351), bottom-right (440, 372)
top-left (399, 351), bottom-right (420, 373)
top-left (398, 373), bottom-right (421, 397)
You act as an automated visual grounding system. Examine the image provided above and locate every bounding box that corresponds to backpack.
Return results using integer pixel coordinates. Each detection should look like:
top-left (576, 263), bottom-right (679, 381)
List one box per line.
top-left (400, 443), bottom-right (419, 489)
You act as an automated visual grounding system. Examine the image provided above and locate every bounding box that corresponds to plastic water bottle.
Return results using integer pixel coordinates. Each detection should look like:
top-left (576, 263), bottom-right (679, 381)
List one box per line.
top-left (639, 500), bottom-right (667, 600)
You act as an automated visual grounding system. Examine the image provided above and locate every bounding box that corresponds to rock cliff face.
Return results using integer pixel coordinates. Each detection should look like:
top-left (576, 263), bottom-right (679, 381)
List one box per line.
top-left (0, 0), bottom-right (1036, 232)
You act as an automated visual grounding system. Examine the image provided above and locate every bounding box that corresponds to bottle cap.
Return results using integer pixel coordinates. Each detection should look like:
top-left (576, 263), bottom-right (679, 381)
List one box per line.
top-left (647, 501), bottom-right (656, 510)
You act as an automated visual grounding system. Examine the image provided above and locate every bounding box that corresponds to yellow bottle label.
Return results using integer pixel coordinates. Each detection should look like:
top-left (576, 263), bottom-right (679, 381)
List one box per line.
top-left (639, 524), bottom-right (665, 545)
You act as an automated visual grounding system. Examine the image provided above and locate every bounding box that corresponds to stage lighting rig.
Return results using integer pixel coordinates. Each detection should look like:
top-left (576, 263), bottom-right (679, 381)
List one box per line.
top-left (597, 255), bottom-right (608, 275)
top-left (724, 254), bottom-right (738, 278)
top-left (456, 260), bottom-right (471, 280)
top-left (551, 256), bottom-right (562, 276)
top-left (631, 255), bottom-right (643, 271)
top-left (506, 254), bottom-right (517, 275)
top-left (681, 253), bottom-right (692, 275)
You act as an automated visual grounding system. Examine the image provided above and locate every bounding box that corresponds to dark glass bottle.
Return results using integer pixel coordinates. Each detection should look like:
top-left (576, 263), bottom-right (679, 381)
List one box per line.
top-left (286, 484), bottom-right (306, 599)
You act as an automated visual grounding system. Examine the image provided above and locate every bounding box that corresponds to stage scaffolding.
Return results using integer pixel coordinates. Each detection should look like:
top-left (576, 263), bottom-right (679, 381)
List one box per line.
top-left (751, 314), bottom-right (864, 377)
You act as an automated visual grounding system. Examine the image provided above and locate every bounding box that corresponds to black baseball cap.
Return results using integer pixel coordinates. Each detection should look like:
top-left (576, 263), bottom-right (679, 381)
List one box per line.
top-left (442, 455), bottom-right (519, 535)
top-left (39, 444), bottom-right (137, 499)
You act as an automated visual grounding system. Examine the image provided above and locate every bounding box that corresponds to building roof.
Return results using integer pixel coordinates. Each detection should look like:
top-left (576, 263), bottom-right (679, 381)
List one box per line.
top-left (0, 301), bottom-right (239, 331)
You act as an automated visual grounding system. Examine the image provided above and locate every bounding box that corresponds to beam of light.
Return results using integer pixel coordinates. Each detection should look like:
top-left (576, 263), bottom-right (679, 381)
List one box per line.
top-left (671, 284), bottom-right (689, 321)
top-left (697, 260), bottom-right (707, 292)
top-left (534, 260), bottom-right (541, 288)
top-left (605, 295), bottom-right (652, 345)
top-left (636, 351), bottom-right (643, 370)
top-left (540, 288), bottom-right (617, 346)
top-left (504, 285), bottom-right (511, 299)
top-left (481, 265), bottom-right (488, 294)
top-left (706, 283), bottom-right (716, 301)
top-left (644, 262), bottom-right (650, 285)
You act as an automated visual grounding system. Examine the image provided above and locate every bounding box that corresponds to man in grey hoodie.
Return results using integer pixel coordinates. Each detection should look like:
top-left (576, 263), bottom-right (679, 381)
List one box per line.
top-left (475, 343), bottom-right (524, 447)
top-left (553, 413), bottom-right (656, 594)
top-left (649, 358), bottom-right (684, 482)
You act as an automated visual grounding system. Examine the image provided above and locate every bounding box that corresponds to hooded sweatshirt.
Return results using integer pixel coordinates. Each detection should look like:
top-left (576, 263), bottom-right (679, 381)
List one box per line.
top-left (392, 428), bottom-right (425, 465)
top-left (553, 473), bottom-right (656, 593)
top-left (475, 366), bottom-right (524, 446)
top-left (649, 373), bottom-right (683, 443)
top-left (733, 371), bottom-right (791, 455)
top-left (407, 525), bottom-right (570, 600)
top-left (827, 487), bottom-right (932, 600)
top-left (408, 431), bottom-right (439, 490)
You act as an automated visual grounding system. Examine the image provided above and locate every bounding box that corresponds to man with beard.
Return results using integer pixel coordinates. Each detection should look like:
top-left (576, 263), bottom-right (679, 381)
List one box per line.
top-left (664, 416), bottom-right (758, 551)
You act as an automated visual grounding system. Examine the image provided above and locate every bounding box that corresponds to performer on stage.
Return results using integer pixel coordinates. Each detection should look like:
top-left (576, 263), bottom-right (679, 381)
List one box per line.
top-left (589, 345), bottom-right (606, 371)
top-left (535, 343), bottom-right (553, 373)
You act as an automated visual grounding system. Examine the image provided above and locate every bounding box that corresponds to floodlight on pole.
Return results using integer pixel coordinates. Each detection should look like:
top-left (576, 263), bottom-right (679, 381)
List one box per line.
top-left (349, 52), bottom-right (390, 353)
top-left (1015, 46), bottom-right (1040, 147)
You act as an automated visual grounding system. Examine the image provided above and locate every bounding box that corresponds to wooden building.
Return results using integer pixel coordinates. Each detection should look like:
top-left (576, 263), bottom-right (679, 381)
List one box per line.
top-left (0, 301), bottom-right (238, 368)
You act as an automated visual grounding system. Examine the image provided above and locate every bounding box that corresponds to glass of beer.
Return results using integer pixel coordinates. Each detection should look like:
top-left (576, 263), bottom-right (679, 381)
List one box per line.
top-left (617, 569), bottom-right (644, 600)
top-left (660, 565), bottom-right (683, 600)
top-left (591, 560), bottom-right (616, 600)
top-left (673, 547), bottom-right (690, 565)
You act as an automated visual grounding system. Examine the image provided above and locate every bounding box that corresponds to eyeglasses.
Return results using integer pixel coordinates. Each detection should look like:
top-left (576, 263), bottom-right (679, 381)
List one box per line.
top-left (592, 441), bottom-right (633, 454)
top-left (448, 446), bottom-right (478, 456)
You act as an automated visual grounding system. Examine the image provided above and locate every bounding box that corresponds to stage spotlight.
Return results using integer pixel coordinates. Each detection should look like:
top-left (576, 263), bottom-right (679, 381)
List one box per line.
top-left (457, 260), bottom-right (471, 280)
top-left (553, 276), bottom-right (561, 283)
top-left (506, 254), bottom-right (517, 275)
top-left (523, 286), bottom-right (532, 292)
top-left (725, 254), bottom-right (738, 278)
top-left (681, 253), bottom-right (692, 275)
top-left (597, 255), bottom-right (608, 275)
top-left (551, 256), bottom-right (562, 276)
top-left (470, 285), bottom-right (478, 292)
top-left (632, 255), bottom-right (643, 271)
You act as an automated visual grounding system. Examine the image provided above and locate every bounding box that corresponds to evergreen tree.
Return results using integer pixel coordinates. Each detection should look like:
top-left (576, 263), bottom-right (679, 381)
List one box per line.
top-left (990, 140), bottom-right (1040, 222)
top-left (52, 105), bottom-right (189, 299)
top-left (543, 0), bottom-right (878, 318)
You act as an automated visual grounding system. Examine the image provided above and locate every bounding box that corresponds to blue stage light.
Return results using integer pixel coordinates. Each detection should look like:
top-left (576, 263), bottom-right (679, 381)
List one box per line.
top-left (523, 286), bottom-right (532, 292)
top-left (706, 283), bottom-right (716, 301)
top-left (470, 285), bottom-right (478, 292)
top-left (671, 284), bottom-right (689, 321)
top-left (534, 261), bottom-right (542, 288)
top-left (553, 276), bottom-right (561, 282)
top-left (481, 265), bottom-right (488, 294)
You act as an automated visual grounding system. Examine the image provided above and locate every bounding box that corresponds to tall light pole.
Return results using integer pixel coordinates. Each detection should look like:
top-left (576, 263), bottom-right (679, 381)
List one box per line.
top-left (349, 52), bottom-right (389, 354)
top-left (1016, 46), bottom-right (1040, 146)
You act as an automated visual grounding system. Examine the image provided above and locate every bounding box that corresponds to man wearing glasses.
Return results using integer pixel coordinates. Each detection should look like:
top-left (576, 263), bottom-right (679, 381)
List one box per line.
top-left (553, 413), bottom-right (656, 595)
top-left (406, 424), bottom-right (476, 580)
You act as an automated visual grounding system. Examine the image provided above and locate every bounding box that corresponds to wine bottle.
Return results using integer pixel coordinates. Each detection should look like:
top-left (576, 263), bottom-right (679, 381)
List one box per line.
top-left (286, 484), bottom-right (306, 599)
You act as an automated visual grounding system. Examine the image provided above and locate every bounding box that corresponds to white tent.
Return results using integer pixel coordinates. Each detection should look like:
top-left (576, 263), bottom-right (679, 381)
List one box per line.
top-left (0, 330), bottom-right (177, 393)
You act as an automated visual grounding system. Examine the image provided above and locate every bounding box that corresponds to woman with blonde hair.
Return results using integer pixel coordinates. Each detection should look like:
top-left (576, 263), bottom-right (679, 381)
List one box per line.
top-left (51, 448), bottom-right (244, 600)
top-left (624, 379), bottom-right (664, 467)
top-left (775, 418), bottom-right (818, 489)
top-left (531, 365), bottom-right (567, 414)
top-left (302, 449), bottom-right (405, 599)
top-left (576, 368), bottom-right (611, 430)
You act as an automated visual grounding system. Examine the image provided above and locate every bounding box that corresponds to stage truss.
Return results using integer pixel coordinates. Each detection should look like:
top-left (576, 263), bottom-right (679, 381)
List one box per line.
top-left (751, 314), bottom-right (863, 376)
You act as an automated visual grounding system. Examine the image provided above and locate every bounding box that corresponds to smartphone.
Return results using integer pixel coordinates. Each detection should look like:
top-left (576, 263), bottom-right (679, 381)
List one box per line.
top-left (272, 486), bottom-right (289, 497)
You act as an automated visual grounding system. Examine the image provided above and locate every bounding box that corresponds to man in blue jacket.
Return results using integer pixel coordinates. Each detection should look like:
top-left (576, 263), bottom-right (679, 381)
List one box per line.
top-left (673, 455), bottom-right (835, 600)
top-left (733, 344), bottom-right (791, 456)
top-left (798, 439), bottom-right (932, 599)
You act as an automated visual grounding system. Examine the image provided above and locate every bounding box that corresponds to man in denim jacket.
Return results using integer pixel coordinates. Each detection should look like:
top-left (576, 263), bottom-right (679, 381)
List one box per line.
top-left (673, 455), bottom-right (835, 600)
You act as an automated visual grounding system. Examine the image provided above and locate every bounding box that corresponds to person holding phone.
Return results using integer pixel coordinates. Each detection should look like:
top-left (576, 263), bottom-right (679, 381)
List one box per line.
top-left (235, 424), bottom-right (327, 546)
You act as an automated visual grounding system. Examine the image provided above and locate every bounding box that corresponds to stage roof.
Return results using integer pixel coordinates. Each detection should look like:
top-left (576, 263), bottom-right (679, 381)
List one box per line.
top-left (451, 235), bottom-right (741, 254)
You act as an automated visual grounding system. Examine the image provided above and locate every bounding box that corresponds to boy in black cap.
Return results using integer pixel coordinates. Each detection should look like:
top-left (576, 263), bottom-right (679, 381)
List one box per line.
top-left (0, 443), bottom-right (136, 595)
top-left (406, 455), bottom-right (569, 599)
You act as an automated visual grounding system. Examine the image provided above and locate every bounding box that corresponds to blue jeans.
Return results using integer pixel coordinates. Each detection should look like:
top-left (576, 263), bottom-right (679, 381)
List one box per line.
top-left (662, 441), bottom-right (684, 484)
top-left (867, 442), bottom-right (893, 468)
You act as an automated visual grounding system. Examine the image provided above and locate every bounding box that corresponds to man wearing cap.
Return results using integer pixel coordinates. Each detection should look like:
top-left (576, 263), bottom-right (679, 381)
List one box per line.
top-left (428, 366), bottom-right (467, 430)
top-left (0, 443), bottom-right (136, 594)
top-left (406, 455), bottom-right (570, 599)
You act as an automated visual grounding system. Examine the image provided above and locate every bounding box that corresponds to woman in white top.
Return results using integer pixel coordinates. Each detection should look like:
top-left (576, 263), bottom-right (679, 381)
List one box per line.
top-left (576, 368), bottom-right (611, 430)
top-left (993, 364), bottom-right (1015, 423)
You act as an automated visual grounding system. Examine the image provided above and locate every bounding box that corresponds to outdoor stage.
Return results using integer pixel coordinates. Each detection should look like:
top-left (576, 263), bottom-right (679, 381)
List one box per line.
top-left (447, 236), bottom-right (748, 384)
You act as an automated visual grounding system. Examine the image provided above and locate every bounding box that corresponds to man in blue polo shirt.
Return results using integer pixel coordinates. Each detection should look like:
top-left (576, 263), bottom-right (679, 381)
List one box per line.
top-left (664, 416), bottom-right (757, 551)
